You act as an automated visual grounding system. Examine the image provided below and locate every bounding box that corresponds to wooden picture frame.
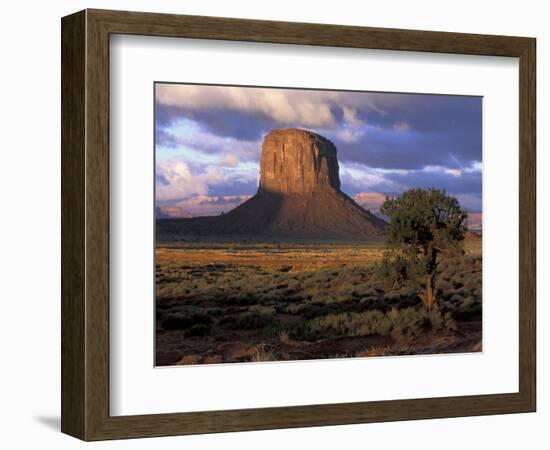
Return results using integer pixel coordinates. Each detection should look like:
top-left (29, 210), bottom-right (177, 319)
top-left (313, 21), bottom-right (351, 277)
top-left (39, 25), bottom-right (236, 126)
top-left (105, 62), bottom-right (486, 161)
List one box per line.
top-left (61, 8), bottom-right (536, 441)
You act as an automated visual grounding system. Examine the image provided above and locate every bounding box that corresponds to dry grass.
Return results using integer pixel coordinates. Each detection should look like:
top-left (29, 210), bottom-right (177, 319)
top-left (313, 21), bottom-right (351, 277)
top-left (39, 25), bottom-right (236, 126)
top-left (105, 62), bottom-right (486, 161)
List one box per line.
top-left (155, 241), bottom-right (389, 271)
top-left (251, 345), bottom-right (276, 362)
top-left (355, 346), bottom-right (393, 357)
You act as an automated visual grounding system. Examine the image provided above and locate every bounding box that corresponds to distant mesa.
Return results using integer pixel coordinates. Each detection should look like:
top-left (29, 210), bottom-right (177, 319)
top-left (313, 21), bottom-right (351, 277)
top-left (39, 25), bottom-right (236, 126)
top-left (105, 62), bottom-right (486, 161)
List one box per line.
top-left (465, 230), bottom-right (482, 241)
top-left (157, 128), bottom-right (387, 240)
top-left (155, 205), bottom-right (191, 219)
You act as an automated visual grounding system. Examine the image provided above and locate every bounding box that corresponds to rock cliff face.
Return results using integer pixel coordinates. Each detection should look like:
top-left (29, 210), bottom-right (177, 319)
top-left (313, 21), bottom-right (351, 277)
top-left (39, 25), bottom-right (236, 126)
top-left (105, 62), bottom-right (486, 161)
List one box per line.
top-left (157, 129), bottom-right (386, 241)
top-left (259, 129), bottom-right (340, 194)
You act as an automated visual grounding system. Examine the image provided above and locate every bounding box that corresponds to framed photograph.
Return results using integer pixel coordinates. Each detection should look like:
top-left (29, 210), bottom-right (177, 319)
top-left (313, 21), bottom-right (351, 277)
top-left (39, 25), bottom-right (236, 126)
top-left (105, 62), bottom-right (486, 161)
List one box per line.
top-left (61, 9), bottom-right (536, 440)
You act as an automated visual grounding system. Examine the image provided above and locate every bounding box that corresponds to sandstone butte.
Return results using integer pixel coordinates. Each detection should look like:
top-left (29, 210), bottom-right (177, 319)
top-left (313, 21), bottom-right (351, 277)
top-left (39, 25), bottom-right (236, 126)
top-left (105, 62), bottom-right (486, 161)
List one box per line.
top-left (157, 128), bottom-right (387, 240)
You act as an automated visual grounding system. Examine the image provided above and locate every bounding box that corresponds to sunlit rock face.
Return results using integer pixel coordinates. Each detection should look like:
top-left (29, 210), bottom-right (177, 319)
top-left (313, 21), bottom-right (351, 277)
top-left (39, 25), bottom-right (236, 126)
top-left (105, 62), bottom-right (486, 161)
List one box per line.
top-left (258, 129), bottom-right (340, 194)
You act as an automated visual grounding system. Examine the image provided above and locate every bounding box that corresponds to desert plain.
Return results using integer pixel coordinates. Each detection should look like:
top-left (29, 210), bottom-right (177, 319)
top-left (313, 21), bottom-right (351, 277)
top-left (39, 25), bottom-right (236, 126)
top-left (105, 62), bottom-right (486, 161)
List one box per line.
top-left (155, 238), bottom-right (482, 366)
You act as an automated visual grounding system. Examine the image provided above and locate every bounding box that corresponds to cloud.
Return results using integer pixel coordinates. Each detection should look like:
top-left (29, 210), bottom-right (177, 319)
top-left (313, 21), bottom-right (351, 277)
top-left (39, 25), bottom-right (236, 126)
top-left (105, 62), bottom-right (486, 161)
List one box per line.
top-left (155, 84), bottom-right (411, 134)
top-left (464, 161), bottom-right (483, 173)
top-left (155, 159), bottom-right (259, 203)
top-left (382, 168), bottom-right (481, 195)
top-left (335, 124), bottom-right (366, 143)
top-left (342, 106), bottom-right (361, 125)
top-left (155, 160), bottom-right (210, 201)
top-left (218, 153), bottom-right (240, 167)
top-left (157, 84), bottom-right (481, 132)
top-left (423, 165), bottom-right (462, 177)
top-left (157, 117), bottom-right (262, 163)
top-left (157, 84), bottom-right (339, 129)
top-left (339, 162), bottom-right (407, 194)
top-left (393, 121), bottom-right (411, 132)
top-left (423, 162), bottom-right (482, 178)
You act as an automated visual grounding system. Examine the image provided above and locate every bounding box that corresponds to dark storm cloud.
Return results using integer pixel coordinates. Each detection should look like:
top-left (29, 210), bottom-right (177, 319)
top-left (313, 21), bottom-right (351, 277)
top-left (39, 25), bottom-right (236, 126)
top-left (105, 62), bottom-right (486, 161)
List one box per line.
top-left (324, 95), bottom-right (482, 170)
top-left (156, 128), bottom-right (179, 148)
top-left (155, 104), bottom-right (184, 129)
top-left (330, 126), bottom-right (480, 170)
top-left (156, 102), bottom-right (275, 143)
top-left (191, 109), bottom-right (275, 141)
top-left (356, 93), bottom-right (481, 135)
top-left (155, 173), bottom-right (169, 185)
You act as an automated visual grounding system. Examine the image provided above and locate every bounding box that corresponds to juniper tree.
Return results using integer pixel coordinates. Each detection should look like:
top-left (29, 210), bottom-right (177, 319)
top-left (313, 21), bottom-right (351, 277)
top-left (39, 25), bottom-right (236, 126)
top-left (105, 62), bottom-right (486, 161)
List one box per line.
top-left (381, 188), bottom-right (468, 309)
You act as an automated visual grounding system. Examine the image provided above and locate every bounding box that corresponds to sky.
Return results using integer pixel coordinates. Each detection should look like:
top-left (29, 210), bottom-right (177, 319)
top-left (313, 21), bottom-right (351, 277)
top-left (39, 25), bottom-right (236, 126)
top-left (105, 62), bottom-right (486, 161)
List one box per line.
top-left (155, 83), bottom-right (482, 229)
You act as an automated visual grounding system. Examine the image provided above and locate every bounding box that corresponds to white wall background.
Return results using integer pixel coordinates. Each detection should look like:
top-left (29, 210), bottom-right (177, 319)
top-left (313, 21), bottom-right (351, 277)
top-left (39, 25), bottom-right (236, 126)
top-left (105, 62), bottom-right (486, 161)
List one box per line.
top-left (0, 1), bottom-right (546, 448)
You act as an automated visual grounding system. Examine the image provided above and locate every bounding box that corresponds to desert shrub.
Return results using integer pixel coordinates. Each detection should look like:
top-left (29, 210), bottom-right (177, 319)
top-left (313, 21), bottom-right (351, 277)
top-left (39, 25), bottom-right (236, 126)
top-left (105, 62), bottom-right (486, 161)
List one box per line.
top-left (450, 294), bottom-right (464, 303)
top-left (384, 292), bottom-right (402, 304)
top-left (278, 321), bottom-right (311, 341)
top-left (436, 279), bottom-right (452, 292)
top-left (156, 300), bottom-right (175, 310)
top-left (218, 313), bottom-right (276, 330)
top-left (452, 301), bottom-right (482, 321)
top-left (436, 267), bottom-right (450, 279)
top-left (303, 303), bottom-right (342, 319)
top-left (451, 274), bottom-right (465, 289)
top-left (285, 302), bottom-right (310, 315)
top-left (250, 345), bottom-right (275, 362)
top-left (337, 267), bottom-right (369, 285)
top-left (425, 306), bottom-right (456, 332)
top-left (397, 294), bottom-right (422, 309)
top-left (205, 307), bottom-right (224, 317)
top-left (279, 330), bottom-right (290, 344)
top-left (315, 294), bottom-right (344, 304)
top-left (307, 310), bottom-right (391, 338)
top-left (218, 293), bottom-right (258, 306)
top-left (372, 253), bottom-right (423, 292)
top-left (286, 294), bottom-right (309, 303)
top-left (463, 277), bottom-right (479, 291)
top-left (358, 297), bottom-right (378, 310)
top-left (362, 287), bottom-right (383, 298)
top-left (184, 324), bottom-right (211, 337)
top-left (344, 300), bottom-right (372, 314)
top-left (161, 312), bottom-right (212, 330)
top-left (335, 285), bottom-right (359, 299)
top-left (249, 305), bottom-right (276, 315)
top-left (386, 308), bottom-right (428, 337)
top-left (305, 306), bottom-right (456, 340)
top-left (472, 287), bottom-right (482, 301)
top-left (355, 346), bottom-right (392, 357)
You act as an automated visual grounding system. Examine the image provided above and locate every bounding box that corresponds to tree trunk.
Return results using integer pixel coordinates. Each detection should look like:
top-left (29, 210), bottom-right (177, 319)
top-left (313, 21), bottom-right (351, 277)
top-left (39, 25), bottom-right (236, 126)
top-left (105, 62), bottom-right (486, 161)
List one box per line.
top-left (421, 241), bottom-right (438, 309)
top-left (422, 273), bottom-right (436, 309)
